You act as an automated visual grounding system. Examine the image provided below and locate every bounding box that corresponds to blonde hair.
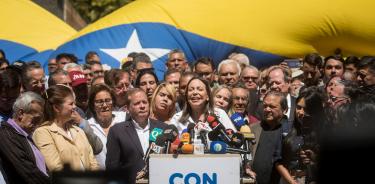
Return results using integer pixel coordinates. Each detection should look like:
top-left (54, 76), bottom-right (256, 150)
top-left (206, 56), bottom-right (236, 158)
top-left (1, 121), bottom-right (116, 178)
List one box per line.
top-left (149, 83), bottom-right (177, 121)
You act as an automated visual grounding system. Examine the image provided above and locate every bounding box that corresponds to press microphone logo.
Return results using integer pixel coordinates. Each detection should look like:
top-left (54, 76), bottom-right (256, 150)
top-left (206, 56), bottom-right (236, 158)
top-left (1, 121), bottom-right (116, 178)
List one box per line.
top-left (150, 128), bottom-right (163, 142)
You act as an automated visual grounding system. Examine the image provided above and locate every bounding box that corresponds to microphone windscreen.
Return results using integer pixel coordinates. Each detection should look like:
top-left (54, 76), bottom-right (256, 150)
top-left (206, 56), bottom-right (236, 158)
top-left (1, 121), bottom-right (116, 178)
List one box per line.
top-left (187, 123), bottom-right (195, 132)
top-left (181, 144), bottom-right (194, 154)
top-left (180, 132), bottom-right (190, 144)
top-left (163, 124), bottom-right (179, 142)
top-left (207, 115), bottom-right (216, 123)
top-left (149, 128), bottom-right (163, 142)
top-left (155, 135), bottom-right (167, 146)
top-left (230, 112), bottom-right (245, 129)
top-left (240, 125), bottom-right (256, 139)
top-left (209, 141), bottom-right (227, 154)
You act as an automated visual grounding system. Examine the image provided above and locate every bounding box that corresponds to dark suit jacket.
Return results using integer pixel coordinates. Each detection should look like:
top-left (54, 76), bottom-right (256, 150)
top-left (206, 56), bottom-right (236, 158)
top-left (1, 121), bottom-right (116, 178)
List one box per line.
top-left (0, 121), bottom-right (50, 184)
top-left (105, 116), bottom-right (167, 184)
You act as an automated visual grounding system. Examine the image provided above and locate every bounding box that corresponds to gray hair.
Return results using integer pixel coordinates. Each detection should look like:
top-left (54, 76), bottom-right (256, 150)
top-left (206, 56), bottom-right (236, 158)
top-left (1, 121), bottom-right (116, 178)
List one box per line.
top-left (217, 59), bottom-right (241, 76)
top-left (241, 65), bottom-right (260, 77)
top-left (63, 63), bottom-right (82, 71)
top-left (12, 92), bottom-right (44, 117)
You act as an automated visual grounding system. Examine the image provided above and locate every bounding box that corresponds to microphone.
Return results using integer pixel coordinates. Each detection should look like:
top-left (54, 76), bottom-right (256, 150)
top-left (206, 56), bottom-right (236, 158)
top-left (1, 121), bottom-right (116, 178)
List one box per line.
top-left (230, 112), bottom-right (246, 130)
top-left (226, 129), bottom-right (244, 148)
top-left (195, 121), bottom-right (210, 150)
top-left (152, 135), bottom-right (167, 154)
top-left (207, 115), bottom-right (232, 143)
top-left (240, 125), bottom-right (256, 145)
top-left (180, 132), bottom-right (190, 144)
top-left (163, 125), bottom-right (179, 154)
top-left (143, 128), bottom-right (163, 161)
top-left (209, 141), bottom-right (251, 154)
top-left (181, 144), bottom-right (194, 154)
top-left (187, 123), bottom-right (195, 144)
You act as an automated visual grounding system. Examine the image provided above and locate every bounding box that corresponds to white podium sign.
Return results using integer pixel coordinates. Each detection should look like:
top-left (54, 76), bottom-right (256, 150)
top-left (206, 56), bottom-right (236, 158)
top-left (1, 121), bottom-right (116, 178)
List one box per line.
top-left (149, 154), bottom-right (241, 184)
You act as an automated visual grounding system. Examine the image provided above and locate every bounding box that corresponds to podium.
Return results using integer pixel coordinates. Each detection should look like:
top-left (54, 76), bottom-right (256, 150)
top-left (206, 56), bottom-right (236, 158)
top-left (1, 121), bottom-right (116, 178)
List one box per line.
top-left (149, 154), bottom-right (241, 184)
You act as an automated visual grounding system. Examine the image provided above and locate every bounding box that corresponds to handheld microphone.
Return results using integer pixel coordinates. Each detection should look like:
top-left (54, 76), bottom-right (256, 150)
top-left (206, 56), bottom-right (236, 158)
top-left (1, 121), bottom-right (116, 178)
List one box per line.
top-left (163, 124), bottom-right (179, 154)
top-left (187, 123), bottom-right (195, 144)
top-left (143, 128), bottom-right (163, 161)
top-left (226, 129), bottom-right (244, 148)
top-left (207, 115), bottom-right (232, 143)
top-left (230, 112), bottom-right (246, 130)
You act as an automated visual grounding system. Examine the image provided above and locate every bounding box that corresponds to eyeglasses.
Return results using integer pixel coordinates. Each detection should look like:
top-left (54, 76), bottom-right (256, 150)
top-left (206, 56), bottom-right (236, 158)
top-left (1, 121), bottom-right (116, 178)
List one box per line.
top-left (94, 98), bottom-right (112, 106)
top-left (115, 83), bottom-right (130, 91)
top-left (242, 76), bottom-right (259, 81)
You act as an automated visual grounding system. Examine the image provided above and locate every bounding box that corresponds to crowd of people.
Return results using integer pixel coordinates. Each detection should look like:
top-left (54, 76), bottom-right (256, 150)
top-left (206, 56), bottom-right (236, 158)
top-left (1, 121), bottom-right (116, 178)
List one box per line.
top-left (0, 48), bottom-right (374, 184)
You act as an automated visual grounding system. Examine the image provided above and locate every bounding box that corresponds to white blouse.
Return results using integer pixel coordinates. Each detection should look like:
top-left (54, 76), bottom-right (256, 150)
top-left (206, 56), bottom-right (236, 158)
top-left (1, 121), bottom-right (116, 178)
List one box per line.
top-left (169, 108), bottom-right (236, 135)
top-left (88, 111), bottom-right (126, 169)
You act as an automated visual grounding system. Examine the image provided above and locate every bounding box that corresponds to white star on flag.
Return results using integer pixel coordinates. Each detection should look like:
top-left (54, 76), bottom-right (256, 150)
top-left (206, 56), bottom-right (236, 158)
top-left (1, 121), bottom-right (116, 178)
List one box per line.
top-left (100, 30), bottom-right (171, 63)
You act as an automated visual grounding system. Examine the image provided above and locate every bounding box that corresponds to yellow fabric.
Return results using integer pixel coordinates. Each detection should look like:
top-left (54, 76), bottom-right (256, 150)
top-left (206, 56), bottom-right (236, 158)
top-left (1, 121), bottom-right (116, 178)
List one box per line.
top-left (33, 122), bottom-right (99, 171)
top-left (73, 0), bottom-right (375, 57)
top-left (0, 0), bottom-right (76, 51)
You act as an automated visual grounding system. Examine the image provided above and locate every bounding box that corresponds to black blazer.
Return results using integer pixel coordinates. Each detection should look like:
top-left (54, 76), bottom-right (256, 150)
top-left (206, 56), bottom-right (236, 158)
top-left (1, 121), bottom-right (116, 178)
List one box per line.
top-left (105, 116), bottom-right (167, 184)
top-left (0, 121), bottom-right (50, 184)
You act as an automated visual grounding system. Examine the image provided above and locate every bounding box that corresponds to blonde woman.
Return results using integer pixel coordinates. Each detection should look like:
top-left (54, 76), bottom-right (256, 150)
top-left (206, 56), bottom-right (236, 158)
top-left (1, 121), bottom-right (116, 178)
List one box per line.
top-left (149, 82), bottom-right (177, 123)
top-left (33, 85), bottom-right (99, 171)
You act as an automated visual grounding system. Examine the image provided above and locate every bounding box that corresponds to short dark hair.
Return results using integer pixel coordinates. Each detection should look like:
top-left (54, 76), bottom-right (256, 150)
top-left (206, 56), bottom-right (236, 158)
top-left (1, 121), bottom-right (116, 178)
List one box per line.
top-left (323, 55), bottom-right (344, 68)
top-left (194, 57), bottom-right (215, 71)
top-left (345, 56), bottom-right (360, 66)
top-left (302, 53), bottom-right (322, 67)
top-left (164, 68), bottom-right (181, 81)
top-left (85, 51), bottom-right (100, 64)
top-left (264, 91), bottom-right (288, 112)
top-left (0, 49), bottom-right (6, 59)
top-left (22, 61), bottom-right (43, 84)
top-left (88, 84), bottom-right (116, 118)
top-left (124, 88), bottom-right (146, 106)
top-left (0, 67), bottom-right (22, 92)
top-left (48, 69), bottom-right (68, 87)
top-left (358, 56), bottom-right (375, 73)
top-left (134, 69), bottom-right (159, 87)
top-left (132, 53), bottom-right (151, 69)
top-left (104, 69), bottom-right (129, 87)
top-left (56, 53), bottom-right (78, 64)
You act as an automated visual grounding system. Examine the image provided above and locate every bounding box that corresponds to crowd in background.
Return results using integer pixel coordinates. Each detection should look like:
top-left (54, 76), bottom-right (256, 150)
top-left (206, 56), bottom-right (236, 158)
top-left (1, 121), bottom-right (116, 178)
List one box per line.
top-left (0, 48), bottom-right (374, 184)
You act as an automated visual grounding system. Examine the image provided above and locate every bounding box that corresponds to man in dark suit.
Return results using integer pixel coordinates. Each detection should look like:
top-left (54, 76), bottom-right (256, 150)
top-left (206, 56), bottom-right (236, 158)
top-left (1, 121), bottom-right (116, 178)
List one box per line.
top-left (106, 88), bottom-right (166, 184)
top-left (250, 91), bottom-right (291, 184)
top-left (267, 65), bottom-right (296, 125)
top-left (0, 92), bottom-right (50, 184)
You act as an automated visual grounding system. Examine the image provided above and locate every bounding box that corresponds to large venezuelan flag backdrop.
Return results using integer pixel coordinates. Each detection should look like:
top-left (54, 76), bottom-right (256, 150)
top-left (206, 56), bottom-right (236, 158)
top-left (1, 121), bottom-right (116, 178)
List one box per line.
top-left (0, 0), bottom-right (76, 68)
top-left (3, 0), bottom-right (375, 79)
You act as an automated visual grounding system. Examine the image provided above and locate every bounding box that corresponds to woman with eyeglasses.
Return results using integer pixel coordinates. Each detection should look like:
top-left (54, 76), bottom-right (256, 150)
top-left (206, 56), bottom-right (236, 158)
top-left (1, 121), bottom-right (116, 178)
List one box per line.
top-left (149, 83), bottom-right (177, 123)
top-left (276, 87), bottom-right (324, 184)
top-left (87, 84), bottom-right (126, 169)
top-left (33, 85), bottom-right (99, 171)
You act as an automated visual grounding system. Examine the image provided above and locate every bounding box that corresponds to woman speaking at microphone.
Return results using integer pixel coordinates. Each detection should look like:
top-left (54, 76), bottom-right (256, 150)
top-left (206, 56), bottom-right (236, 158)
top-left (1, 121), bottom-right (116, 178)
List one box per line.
top-left (169, 77), bottom-right (236, 134)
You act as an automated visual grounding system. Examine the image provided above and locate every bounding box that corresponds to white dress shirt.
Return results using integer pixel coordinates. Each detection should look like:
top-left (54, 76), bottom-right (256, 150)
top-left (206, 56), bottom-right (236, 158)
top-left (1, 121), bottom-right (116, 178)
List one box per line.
top-left (286, 93), bottom-right (292, 119)
top-left (132, 119), bottom-right (150, 155)
top-left (88, 111), bottom-right (126, 169)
